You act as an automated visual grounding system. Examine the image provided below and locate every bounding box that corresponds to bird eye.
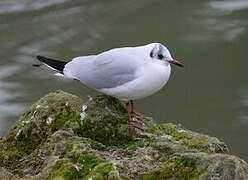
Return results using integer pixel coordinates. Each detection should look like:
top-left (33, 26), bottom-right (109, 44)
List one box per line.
top-left (158, 54), bottom-right (164, 59)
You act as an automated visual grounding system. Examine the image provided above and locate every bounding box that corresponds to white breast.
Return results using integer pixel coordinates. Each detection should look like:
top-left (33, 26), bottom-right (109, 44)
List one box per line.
top-left (100, 61), bottom-right (171, 101)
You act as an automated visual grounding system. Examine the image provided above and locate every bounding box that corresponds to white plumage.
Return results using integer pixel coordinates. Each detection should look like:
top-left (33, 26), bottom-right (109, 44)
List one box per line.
top-left (63, 43), bottom-right (180, 101)
top-left (36, 42), bottom-right (183, 130)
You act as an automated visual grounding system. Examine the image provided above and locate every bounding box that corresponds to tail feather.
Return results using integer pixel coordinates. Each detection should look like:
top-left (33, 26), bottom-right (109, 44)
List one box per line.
top-left (36, 56), bottom-right (67, 73)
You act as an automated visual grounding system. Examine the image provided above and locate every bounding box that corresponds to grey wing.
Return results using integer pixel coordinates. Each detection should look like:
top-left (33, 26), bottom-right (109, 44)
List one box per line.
top-left (63, 52), bottom-right (137, 89)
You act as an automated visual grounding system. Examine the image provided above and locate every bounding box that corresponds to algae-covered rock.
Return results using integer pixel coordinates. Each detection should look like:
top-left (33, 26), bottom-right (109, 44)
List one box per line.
top-left (0, 90), bottom-right (248, 180)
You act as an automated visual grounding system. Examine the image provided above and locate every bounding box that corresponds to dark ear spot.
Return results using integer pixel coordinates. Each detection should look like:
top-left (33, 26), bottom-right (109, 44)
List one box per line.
top-left (150, 51), bottom-right (154, 58)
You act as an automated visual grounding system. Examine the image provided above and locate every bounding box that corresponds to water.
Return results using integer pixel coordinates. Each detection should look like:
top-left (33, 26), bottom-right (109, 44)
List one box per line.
top-left (0, 0), bottom-right (248, 160)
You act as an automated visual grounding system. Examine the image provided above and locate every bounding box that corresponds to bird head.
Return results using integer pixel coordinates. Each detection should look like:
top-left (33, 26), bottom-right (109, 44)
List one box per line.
top-left (149, 43), bottom-right (183, 67)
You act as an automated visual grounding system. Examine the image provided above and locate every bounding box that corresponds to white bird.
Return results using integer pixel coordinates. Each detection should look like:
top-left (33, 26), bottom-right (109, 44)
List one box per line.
top-left (35, 43), bottom-right (183, 130)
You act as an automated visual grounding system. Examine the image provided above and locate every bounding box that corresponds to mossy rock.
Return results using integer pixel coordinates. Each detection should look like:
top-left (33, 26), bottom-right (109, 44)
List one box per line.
top-left (75, 95), bottom-right (138, 146)
top-left (0, 90), bottom-right (248, 180)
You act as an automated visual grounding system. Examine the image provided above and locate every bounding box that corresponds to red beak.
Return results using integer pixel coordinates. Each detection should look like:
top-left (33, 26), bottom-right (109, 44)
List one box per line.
top-left (169, 60), bottom-right (183, 67)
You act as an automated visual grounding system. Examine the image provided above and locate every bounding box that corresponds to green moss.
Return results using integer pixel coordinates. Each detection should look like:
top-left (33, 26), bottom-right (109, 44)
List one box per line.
top-left (0, 129), bottom-right (43, 176)
top-left (119, 175), bottom-right (132, 180)
top-left (146, 123), bottom-right (222, 154)
top-left (80, 138), bottom-right (107, 151)
top-left (91, 95), bottom-right (126, 114)
top-left (0, 91), bottom-right (232, 179)
top-left (181, 139), bottom-right (225, 154)
top-left (114, 101), bottom-right (127, 114)
top-left (64, 143), bottom-right (73, 153)
top-left (0, 91), bottom-right (83, 176)
top-left (46, 159), bottom-right (78, 180)
top-left (122, 140), bottom-right (143, 151)
top-left (51, 105), bottom-right (80, 131)
top-left (47, 153), bottom-right (105, 179)
top-left (67, 152), bottom-right (104, 175)
top-left (69, 94), bottom-right (139, 147)
top-left (84, 163), bottom-right (113, 179)
top-left (145, 122), bottom-right (163, 135)
top-left (23, 109), bottom-right (33, 117)
top-left (153, 144), bottom-right (174, 155)
top-left (182, 139), bottom-right (206, 152)
top-left (76, 107), bottom-right (136, 146)
top-left (141, 156), bottom-right (201, 180)
top-left (146, 123), bottom-right (191, 141)
top-left (77, 155), bottom-right (104, 177)
top-left (161, 124), bottom-right (191, 141)
top-left (0, 151), bottom-right (4, 167)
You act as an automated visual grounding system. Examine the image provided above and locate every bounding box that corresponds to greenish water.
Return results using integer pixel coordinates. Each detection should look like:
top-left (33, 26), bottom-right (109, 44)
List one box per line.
top-left (0, 0), bottom-right (248, 160)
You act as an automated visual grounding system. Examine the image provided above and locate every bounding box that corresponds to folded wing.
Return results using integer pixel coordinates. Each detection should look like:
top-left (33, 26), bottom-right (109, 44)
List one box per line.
top-left (63, 49), bottom-right (138, 90)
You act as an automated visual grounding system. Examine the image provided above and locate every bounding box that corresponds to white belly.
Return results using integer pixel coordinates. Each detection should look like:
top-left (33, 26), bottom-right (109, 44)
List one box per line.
top-left (100, 62), bottom-right (171, 101)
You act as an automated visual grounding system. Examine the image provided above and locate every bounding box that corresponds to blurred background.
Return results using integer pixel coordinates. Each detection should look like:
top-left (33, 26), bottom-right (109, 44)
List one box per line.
top-left (0, 0), bottom-right (248, 160)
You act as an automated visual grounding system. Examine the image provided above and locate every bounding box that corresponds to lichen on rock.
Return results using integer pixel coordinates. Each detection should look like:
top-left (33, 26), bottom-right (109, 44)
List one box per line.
top-left (0, 90), bottom-right (248, 180)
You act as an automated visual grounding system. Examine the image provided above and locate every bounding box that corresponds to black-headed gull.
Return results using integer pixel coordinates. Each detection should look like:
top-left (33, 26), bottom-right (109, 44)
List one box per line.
top-left (35, 43), bottom-right (183, 130)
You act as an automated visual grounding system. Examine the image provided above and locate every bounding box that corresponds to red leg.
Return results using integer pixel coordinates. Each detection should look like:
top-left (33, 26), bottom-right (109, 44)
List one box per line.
top-left (130, 100), bottom-right (134, 114)
top-left (129, 120), bottom-right (145, 131)
top-left (132, 111), bottom-right (153, 121)
top-left (125, 100), bottom-right (144, 131)
top-left (125, 101), bottom-right (132, 118)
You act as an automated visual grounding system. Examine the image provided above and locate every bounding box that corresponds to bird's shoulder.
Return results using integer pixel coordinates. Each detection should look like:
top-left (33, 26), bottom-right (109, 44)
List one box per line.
top-left (68, 55), bottom-right (96, 65)
top-left (93, 47), bottom-right (138, 67)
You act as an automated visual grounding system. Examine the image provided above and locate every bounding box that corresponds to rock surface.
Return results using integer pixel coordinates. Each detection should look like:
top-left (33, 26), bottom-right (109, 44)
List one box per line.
top-left (0, 90), bottom-right (248, 180)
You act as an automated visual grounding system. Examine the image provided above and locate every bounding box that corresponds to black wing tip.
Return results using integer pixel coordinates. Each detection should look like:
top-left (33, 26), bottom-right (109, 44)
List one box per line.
top-left (34, 55), bottom-right (43, 67)
top-left (34, 55), bottom-right (67, 72)
top-left (36, 55), bottom-right (45, 60)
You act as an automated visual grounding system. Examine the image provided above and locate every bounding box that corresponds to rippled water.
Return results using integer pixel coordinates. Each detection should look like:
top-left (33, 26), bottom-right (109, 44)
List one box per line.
top-left (0, 0), bottom-right (248, 160)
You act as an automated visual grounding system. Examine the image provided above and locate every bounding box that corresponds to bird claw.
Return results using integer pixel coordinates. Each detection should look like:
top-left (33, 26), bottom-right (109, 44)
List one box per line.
top-left (129, 119), bottom-right (145, 131)
top-left (132, 111), bottom-right (153, 121)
